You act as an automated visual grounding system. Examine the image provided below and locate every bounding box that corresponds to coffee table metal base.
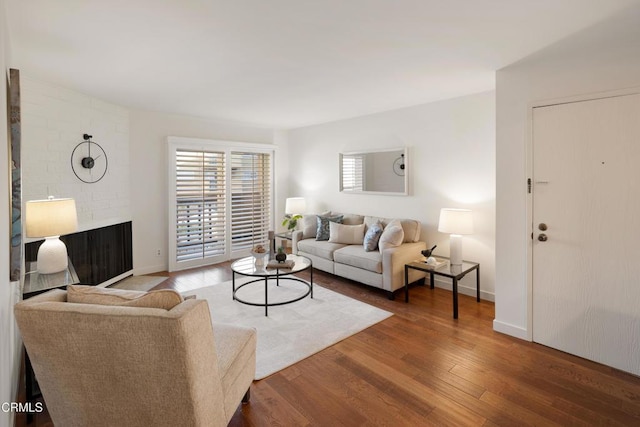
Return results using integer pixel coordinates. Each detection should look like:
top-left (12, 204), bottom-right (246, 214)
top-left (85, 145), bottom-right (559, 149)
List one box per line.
top-left (233, 275), bottom-right (312, 316)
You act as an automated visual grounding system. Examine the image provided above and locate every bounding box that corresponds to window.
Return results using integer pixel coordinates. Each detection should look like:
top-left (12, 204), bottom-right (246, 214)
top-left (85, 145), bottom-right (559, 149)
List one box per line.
top-left (169, 138), bottom-right (274, 271)
top-left (230, 152), bottom-right (271, 252)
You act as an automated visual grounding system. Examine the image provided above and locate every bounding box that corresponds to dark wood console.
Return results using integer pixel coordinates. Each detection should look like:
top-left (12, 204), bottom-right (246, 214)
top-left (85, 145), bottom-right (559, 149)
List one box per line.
top-left (25, 221), bottom-right (133, 285)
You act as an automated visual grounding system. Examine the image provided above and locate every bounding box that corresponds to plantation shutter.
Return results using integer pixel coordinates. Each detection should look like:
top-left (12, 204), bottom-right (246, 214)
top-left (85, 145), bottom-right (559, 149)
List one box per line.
top-left (342, 155), bottom-right (364, 191)
top-left (230, 151), bottom-right (271, 252)
top-left (169, 138), bottom-right (274, 272)
top-left (175, 150), bottom-right (226, 262)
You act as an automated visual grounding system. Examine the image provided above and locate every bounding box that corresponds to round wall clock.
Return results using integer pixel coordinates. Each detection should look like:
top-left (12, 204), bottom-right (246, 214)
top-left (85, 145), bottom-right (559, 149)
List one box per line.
top-left (71, 133), bottom-right (108, 183)
top-left (393, 154), bottom-right (405, 176)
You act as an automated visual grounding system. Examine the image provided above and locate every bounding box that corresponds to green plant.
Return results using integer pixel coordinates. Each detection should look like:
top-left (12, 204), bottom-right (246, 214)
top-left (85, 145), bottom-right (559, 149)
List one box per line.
top-left (282, 214), bottom-right (302, 231)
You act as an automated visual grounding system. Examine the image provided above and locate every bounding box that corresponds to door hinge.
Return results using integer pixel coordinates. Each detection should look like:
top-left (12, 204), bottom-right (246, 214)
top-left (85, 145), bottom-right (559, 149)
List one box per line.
top-left (527, 178), bottom-right (532, 194)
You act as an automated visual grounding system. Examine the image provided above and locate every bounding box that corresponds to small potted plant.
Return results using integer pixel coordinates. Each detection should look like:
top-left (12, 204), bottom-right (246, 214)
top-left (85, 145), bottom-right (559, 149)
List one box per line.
top-left (282, 213), bottom-right (302, 232)
top-left (275, 246), bottom-right (287, 263)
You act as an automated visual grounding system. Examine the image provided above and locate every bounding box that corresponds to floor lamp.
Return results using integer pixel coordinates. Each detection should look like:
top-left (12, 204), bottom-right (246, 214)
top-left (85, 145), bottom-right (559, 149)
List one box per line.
top-left (26, 197), bottom-right (78, 274)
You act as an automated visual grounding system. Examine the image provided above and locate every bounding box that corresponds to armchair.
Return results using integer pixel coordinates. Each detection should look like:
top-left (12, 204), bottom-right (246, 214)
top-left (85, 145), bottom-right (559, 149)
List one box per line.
top-left (14, 288), bottom-right (256, 427)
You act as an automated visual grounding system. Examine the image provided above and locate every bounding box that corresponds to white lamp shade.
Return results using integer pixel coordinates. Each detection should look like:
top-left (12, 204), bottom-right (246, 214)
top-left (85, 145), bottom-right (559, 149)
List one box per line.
top-left (26, 198), bottom-right (78, 238)
top-left (285, 197), bottom-right (306, 215)
top-left (438, 208), bottom-right (473, 235)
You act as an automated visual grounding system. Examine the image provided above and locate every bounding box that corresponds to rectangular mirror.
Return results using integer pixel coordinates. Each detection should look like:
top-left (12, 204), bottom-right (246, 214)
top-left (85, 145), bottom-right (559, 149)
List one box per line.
top-left (340, 147), bottom-right (408, 195)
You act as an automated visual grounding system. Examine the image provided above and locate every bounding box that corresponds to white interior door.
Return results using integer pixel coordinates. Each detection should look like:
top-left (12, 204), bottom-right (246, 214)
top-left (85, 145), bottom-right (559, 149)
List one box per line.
top-left (532, 93), bottom-right (640, 376)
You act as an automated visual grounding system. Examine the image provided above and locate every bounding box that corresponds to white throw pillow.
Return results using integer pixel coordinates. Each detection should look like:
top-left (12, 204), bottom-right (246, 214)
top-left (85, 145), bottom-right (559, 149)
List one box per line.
top-left (328, 222), bottom-right (366, 245)
top-left (378, 222), bottom-right (404, 252)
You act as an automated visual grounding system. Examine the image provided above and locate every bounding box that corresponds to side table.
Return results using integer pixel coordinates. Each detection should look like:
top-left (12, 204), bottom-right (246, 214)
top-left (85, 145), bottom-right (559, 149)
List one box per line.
top-left (404, 258), bottom-right (480, 319)
top-left (23, 259), bottom-right (80, 423)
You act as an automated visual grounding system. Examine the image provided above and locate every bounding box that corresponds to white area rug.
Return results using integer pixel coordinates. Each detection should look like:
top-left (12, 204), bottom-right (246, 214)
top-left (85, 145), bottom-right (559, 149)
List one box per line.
top-left (110, 275), bottom-right (168, 292)
top-left (187, 278), bottom-right (392, 380)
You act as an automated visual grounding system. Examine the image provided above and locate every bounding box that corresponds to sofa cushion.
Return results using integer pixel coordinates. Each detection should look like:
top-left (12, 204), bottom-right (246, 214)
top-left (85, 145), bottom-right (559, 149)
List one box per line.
top-left (363, 221), bottom-right (384, 252)
top-left (316, 215), bottom-right (344, 241)
top-left (301, 211), bottom-right (331, 239)
top-left (330, 213), bottom-right (364, 225)
top-left (334, 245), bottom-right (383, 274)
top-left (398, 219), bottom-right (421, 243)
top-left (297, 239), bottom-right (347, 260)
top-left (364, 216), bottom-right (420, 243)
top-left (378, 221), bottom-right (405, 252)
top-left (67, 285), bottom-right (183, 310)
top-left (328, 222), bottom-right (365, 245)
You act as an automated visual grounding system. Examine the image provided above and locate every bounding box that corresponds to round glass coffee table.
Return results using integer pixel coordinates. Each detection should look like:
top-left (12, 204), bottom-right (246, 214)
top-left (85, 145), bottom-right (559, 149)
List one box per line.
top-left (231, 254), bottom-right (313, 316)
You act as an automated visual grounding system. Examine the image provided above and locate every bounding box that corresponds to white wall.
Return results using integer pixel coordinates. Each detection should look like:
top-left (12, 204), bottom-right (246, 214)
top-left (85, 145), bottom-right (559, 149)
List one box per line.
top-left (287, 91), bottom-right (496, 299)
top-left (495, 4), bottom-right (640, 339)
top-left (129, 110), bottom-right (279, 274)
top-left (0, 0), bottom-right (20, 424)
top-left (21, 77), bottom-right (131, 230)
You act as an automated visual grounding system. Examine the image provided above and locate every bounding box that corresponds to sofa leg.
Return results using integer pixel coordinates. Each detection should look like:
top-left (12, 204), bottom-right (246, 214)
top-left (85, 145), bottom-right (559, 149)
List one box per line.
top-left (242, 387), bottom-right (250, 404)
top-left (387, 291), bottom-right (395, 300)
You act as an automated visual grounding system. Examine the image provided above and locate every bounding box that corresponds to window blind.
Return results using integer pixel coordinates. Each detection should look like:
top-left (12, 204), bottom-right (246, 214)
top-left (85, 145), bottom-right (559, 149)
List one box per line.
top-left (230, 151), bottom-right (271, 252)
top-left (342, 155), bottom-right (364, 191)
top-left (175, 150), bottom-right (226, 262)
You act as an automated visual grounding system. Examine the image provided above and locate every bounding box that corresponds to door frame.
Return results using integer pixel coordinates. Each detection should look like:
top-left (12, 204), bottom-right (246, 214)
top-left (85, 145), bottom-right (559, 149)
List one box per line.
top-left (525, 86), bottom-right (640, 342)
top-left (167, 136), bottom-right (277, 272)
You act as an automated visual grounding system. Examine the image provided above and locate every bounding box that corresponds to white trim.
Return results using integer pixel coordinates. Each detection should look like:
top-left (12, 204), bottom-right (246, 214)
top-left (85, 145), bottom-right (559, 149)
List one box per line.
top-left (133, 264), bottom-right (167, 276)
top-left (493, 319), bottom-right (529, 341)
top-left (167, 137), bottom-right (276, 272)
top-left (95, 270), bottom-right (133, 288)
top-left (432, 277), bottom-right (494, 302)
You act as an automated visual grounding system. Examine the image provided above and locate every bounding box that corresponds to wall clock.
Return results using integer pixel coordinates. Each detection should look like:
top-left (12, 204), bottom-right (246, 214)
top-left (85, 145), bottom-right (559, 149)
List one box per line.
top-left (393, 153), bottom-right (405, 176)
top-left (71, 133), bottom-right (108, 183)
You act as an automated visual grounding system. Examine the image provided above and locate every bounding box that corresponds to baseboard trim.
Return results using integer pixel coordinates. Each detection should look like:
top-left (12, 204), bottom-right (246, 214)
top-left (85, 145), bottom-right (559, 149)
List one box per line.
top-left (96, 270), bottom-right (133, 288)
top-left (432, 277), bottom-right (495, 302)
top-left (493, 319), bottom-right (530, 341)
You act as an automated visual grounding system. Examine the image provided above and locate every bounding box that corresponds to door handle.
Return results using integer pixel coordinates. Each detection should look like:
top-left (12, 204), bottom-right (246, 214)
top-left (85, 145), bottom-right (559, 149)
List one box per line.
top-left (538, 234), bottom-right (548, 242)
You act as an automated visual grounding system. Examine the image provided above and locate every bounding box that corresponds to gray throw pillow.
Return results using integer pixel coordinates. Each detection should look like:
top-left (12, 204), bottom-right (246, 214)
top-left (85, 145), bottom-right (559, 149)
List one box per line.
top-left (363, 221), bottom-right (384, 252)
top-left (316, 215), bottom-right (343, 241)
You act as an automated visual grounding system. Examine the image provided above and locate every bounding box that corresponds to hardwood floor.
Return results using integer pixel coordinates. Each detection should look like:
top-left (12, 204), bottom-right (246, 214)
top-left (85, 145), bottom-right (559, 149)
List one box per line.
top-left (17, 262), bottom-right (640, 426)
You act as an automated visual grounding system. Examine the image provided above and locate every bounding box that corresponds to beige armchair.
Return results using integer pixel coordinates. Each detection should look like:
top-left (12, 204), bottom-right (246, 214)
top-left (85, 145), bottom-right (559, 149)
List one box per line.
top-left (14, 288), bottom-right (256, 427)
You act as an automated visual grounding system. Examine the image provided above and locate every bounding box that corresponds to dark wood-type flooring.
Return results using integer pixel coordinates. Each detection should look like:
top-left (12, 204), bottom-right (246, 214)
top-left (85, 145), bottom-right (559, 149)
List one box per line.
top-left (16, 261), bottom-right (640, 426)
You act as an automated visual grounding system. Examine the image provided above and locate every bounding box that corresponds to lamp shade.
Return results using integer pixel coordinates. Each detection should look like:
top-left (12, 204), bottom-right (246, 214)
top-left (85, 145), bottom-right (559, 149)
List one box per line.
top-left (285, 197), bottom-right (306, 215)
top-left (26, 198), bottom-right (78, 238)
top-left (438, 208), bottom-right (473, 235)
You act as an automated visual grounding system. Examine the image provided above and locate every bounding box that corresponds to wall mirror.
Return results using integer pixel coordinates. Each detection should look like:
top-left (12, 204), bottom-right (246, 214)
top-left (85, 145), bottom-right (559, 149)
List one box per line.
top-left (339, 147), bottom-right (408, 195)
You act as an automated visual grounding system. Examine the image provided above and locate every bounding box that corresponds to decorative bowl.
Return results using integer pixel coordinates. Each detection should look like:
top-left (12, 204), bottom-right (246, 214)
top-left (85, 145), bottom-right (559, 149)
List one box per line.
top-left (251, 250), bottom-right (269, 266)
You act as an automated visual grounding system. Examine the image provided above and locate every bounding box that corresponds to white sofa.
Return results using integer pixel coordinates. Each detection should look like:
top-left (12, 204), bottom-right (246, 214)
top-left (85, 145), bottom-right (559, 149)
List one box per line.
top-left (292, 212), bottom-right (427, 299)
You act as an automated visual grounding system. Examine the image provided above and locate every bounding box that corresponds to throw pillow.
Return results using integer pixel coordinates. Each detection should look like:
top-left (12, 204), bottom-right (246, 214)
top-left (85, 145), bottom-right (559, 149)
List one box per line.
top-left (363, 221), bottom-right (384, 252)
top-left (301, 211), bottom-right (331, 239)
top-left (328, 222), bottom-right (365, 245)
top-left (378, 222), bottom-right (405, 252)
top-left (67, 285), bottom-right (183, 310)
top-left (316, 215), bottom-right (344, 241)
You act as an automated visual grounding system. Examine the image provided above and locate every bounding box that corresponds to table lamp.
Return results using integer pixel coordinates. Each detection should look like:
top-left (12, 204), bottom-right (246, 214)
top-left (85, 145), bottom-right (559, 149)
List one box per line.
top-left (26, 197), bottom-right (78, 274)
top-left (438, 208), bottom-right (473, 266)
top-left (283, 197), bottom-right (306, 231)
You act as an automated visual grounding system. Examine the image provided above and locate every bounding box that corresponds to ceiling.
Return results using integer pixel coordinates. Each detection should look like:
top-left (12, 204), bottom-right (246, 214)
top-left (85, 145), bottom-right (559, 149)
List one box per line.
top-left (7, 0), bottom-right (639, 129)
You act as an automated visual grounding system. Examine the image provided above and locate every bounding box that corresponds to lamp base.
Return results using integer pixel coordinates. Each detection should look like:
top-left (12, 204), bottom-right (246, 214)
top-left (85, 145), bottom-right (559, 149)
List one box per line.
top-left (37, 236), bottom-right (69, 274)
top-left (449, 234), bottom-right (463, 266)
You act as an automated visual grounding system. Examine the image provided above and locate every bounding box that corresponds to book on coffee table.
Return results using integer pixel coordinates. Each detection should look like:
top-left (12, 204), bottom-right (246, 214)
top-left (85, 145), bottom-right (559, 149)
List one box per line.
top-left (267, 259), bottom-right (295, 269)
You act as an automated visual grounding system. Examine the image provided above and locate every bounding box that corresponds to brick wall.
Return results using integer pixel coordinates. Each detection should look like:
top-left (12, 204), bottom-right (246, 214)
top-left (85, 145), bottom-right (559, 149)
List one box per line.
top-left (21, 76), bottom-right (131, 229)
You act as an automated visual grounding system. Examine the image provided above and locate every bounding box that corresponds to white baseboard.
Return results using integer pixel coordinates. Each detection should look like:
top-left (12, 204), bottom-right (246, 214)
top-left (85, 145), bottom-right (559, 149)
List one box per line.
top-left (432, 277), bottom-right (495, 302)
top-left (96, 270), bottom-right (133, 288)
top-left (492, 319), bottom-right (530, 341)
